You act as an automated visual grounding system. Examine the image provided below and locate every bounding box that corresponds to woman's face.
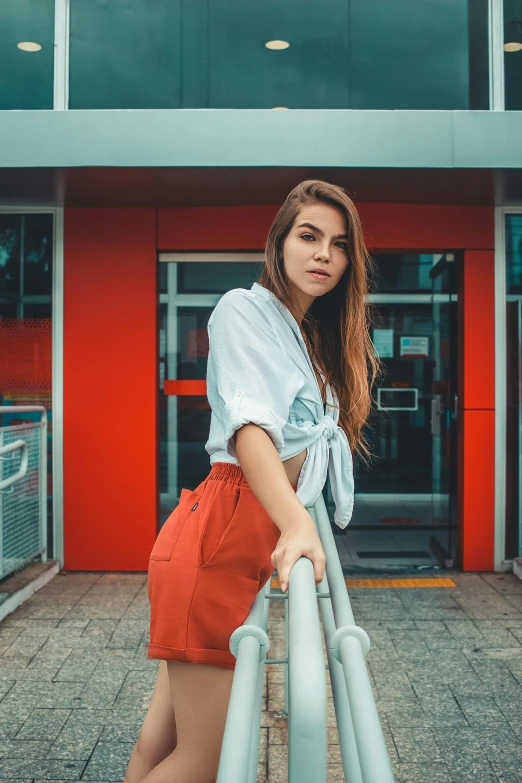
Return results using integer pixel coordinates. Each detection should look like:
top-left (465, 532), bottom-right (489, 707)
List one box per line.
top-left (281, 203), bottom-right (350, 321)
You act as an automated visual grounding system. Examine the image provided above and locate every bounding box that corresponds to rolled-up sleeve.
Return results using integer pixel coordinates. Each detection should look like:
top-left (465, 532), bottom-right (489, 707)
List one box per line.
top-left (206, 290), bottom-right (302, 458)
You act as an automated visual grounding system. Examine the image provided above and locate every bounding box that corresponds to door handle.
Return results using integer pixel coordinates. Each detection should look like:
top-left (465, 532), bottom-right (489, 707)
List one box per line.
top-left (430, 397), bottom-right (440, 436)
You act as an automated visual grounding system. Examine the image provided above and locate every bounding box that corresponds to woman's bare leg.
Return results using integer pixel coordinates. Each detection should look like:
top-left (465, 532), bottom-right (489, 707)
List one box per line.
top-left (123, 661), bottom-right (177, 783)
top-left (136, 659), bottom-right (235, 783)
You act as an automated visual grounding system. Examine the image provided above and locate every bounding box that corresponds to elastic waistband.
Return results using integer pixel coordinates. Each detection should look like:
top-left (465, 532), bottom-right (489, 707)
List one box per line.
top-left (208, 462), bottom-right (249, 487)
top-left (208, 462), bottom-right (298, 490)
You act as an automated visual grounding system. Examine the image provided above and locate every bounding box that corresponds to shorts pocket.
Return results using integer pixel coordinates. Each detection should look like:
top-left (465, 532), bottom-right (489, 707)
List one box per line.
top-left (150, 488), bottom-right (201, 561)
top-left (198, 485), bottom-right (241, 568)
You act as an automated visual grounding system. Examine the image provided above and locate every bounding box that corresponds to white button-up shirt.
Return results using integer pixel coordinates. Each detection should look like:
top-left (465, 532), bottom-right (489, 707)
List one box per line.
top-left (204, 282), bottom-right (354, 528)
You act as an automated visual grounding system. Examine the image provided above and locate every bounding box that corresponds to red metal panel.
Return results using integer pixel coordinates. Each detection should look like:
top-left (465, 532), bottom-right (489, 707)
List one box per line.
top-left (63, 203), bottom-right (495, 573)
top-left (461, 410), bottom-right (496, 571)
top-left (164, 380), bottom-right (206, 395)
top-left (462, 251), bottom-right (496, 409)
top-left (64, 209), bottom-right (157, 570)
top-left (459, 250), bottom-right (496, 571)
top-left (158, 204), bottom-right (494, 251)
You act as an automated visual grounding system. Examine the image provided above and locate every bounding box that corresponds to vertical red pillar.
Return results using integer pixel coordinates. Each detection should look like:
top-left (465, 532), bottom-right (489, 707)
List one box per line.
top-left (63, 209), bottom-right (157, 570)
top-left (459, 250), bottom-right (496, 570)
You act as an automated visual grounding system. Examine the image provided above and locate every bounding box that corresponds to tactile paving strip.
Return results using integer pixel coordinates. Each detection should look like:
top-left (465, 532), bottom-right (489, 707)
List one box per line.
top-left (271, 577), bottom-right (457, 589)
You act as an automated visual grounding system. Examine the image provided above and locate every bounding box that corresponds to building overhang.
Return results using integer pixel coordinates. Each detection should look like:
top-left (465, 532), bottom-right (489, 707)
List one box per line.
top-left (1, 109), bottom-right (522, 206)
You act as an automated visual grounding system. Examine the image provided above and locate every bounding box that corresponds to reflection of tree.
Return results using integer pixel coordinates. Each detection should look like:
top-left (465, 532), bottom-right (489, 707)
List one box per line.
top-left (0, 229), bottom-right (18, 272)
top-left (26, 236), bottom-right (48, 270)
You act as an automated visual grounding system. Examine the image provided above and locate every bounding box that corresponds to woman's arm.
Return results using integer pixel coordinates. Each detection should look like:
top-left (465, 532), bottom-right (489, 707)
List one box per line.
top-left (235, 423), bottom-right (326, 592)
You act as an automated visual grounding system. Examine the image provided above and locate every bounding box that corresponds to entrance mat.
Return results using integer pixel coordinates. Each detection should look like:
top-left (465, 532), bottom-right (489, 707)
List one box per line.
top-left (356, 551), bottom-right (431, 558)
top-left (271, 577), bottom-right (457, 589)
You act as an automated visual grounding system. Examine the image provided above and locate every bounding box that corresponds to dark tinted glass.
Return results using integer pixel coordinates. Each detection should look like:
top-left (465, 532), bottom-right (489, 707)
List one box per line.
top-left (372, 254), bottom-right (453, 294)
top-left (69, 0), bottom-right (488, 110)
top-left (505, 215), bottom-right (522, 558)
top-left (504, 0), bottom-right (522, 110)
top-left (178, 262), bottom-right (263, 294)
top-left (506, 214), bottom-right (522, 294)
top-left (0, 1), bottom-right (54, 110)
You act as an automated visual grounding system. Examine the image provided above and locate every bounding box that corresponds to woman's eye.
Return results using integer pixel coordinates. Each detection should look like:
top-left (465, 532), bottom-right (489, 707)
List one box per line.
top-left (301, 233), bottom-right (347, 251)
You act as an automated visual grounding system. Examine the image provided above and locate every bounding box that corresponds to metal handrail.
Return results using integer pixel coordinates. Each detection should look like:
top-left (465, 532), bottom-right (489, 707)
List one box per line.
top-left (0, 439), bottom-right (29, 492)
top-left (217, 489), bottom-right (396, 783)
top-left (0, 406), bottom-right (48, 578)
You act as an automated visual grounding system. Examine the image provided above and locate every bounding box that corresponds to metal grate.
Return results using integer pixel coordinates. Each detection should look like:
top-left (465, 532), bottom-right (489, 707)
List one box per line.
top-left (0, 408), bottom-right (47, 579)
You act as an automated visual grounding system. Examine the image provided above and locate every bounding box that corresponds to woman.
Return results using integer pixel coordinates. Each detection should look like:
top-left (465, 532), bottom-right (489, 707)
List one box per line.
top-left (123, 180), bottom-right (381, 783)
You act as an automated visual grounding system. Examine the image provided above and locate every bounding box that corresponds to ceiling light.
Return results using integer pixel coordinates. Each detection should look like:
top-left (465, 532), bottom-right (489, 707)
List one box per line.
top-left (272, 107), bottom-right (289, 110)
top-left (17, 42), bottom-right (42, 52)
top-left (504, 41), bottom-right (522, 51)
top-left (265, 40), bottom-right (290, 50)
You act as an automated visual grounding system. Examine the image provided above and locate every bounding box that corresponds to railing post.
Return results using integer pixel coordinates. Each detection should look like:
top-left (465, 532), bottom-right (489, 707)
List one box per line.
top-left (287, 557), bottom-right (327, 783)
top-left (312, 493), bottom-right (396, 783)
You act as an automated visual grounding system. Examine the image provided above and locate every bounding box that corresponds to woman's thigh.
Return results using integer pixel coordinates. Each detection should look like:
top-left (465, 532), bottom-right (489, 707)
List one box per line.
top-left (167, 660), bottom-right (234, 762)
top-left (137, 660), bottom-right (177, 757)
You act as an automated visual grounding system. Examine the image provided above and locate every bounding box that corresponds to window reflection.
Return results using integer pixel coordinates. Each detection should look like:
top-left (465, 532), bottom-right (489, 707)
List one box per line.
top-left (69, 0), bottom-right (489, 110)
top-left (0, 0), bottom-right (55, 109)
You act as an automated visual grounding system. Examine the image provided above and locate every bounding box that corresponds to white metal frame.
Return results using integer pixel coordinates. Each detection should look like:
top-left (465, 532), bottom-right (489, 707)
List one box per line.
top-left (0, 206), bottom-right (64, 569)
top-left (489, 0), bottom-right (505, 111)
top-left (495, 207), bottom-right (522, 571)
top-left (159, 254), bottom-right (460, 568)
top-left (53, 0), bottom-right (70, 110)
top-left (50, 0), bottom-right (506, 114)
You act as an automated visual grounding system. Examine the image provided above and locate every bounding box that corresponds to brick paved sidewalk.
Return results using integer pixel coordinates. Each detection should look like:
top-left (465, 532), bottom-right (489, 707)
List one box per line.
top-left (0, 571), bottom-right (520, 782)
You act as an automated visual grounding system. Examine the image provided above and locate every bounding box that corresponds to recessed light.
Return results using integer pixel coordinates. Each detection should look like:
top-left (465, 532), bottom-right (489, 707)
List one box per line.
top-left (504, 41), bottom-right (522, 52)
top-left (17, 42), bottom-right (42, 52)
top-left (265, 40), bottom-right (290, 50)
top-left (272, 107), bottom-right (289, 110)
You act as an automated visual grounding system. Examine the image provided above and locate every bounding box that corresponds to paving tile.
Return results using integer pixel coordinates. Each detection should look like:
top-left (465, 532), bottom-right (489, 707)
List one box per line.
top-left (99, 709), bottom-right (146, 742)
top-left (53, 653), bottom-right (100, 683)
top-left (82, 741), bottom-right (134, 780)
top-left (37, 682), bottom-right (86, 710)
top-left (16, 709), bottom-right (71, 741)
top-left (391, 762), bottom-right (454, 783)
top-left (46, 736), bottom-right (99, 761)
top-left (0, 757), bottom-right (85, 778)
top-left (0, 739), bottom-right (51, 759)
top-left (391, 727), bottom-right (445, 763)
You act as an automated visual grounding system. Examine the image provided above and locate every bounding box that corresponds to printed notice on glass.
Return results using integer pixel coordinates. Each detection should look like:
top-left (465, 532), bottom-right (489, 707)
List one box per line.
top-left (400, 336), bottom-right (429, 357)
top-left (373, 329), bottom-right (394, 358)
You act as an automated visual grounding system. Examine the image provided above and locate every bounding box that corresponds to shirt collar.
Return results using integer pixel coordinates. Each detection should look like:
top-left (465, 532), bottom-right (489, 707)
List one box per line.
top-left (251, 282), bottom-right (328, 402)
top-left (250, 282), bottom-right (303, 343)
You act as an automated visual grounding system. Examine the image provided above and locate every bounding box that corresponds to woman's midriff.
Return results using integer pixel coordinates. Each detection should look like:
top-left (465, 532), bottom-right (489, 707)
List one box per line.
top-left (282, 448), bottom-right (307, 488)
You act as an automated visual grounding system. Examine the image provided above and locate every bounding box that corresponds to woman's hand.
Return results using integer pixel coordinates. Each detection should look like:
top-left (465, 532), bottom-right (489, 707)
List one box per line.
top-left (271, 515), bottom-right (326, 593)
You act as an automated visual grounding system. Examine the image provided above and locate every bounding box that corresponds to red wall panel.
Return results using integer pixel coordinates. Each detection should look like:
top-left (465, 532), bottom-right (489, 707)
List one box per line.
top-left (64, 209), bottom-right (157, 570)
top-left (63, 202), bottom-right (495, 572)
top-left (158, 203), bottom-right (494, 252)
top-left (458, 250), bottom-right (496, 570)
top-left (460, 410), bottom-right (496, 570)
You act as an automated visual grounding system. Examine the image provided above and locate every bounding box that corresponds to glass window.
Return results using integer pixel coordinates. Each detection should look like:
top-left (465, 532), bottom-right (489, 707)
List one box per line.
top-left (504, 0), bottom-right (522, 110)
top-left (177, 261), bottom-right (263, 294)
top-left (0, 1), bottom-right (55, 110)
top-left (0, 213), bottom-right (54, 560)
top-left (505, 214), bottom-right (522, 559)
top-left (371, 253), bottom-right (452, 294)
top-left (69, 0), bottom-right (183, 109)
top-left (69, 0), bottom-right (489, 110)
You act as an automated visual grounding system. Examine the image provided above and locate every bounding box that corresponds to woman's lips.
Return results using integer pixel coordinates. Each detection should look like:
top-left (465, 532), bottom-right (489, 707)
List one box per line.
top-left (307, 271), bottom-right (330, 281)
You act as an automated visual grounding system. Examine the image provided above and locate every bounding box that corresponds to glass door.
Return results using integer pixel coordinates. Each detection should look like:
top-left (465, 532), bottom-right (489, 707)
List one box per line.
top-left (158, 256), bottom-right (263, 527)
top-left (429, 254), bottom-right (459, 568)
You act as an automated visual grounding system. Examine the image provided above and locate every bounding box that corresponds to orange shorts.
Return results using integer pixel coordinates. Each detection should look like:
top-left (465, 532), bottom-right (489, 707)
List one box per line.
top-left (147, 461), bottom-right (297, 670)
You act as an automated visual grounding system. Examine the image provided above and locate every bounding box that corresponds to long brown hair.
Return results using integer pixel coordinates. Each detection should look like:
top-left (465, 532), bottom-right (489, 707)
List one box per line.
top-left (259, 179), bottom-right (383, 467)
